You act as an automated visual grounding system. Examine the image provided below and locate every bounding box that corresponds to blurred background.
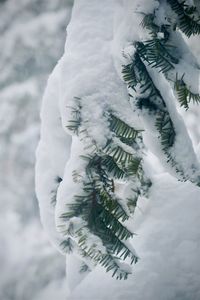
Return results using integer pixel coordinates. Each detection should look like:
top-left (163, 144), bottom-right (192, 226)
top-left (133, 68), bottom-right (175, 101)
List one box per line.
top-left (0, 1), bottom-right (199, 300)
top-left (0, 1), bottom-right (73, 299)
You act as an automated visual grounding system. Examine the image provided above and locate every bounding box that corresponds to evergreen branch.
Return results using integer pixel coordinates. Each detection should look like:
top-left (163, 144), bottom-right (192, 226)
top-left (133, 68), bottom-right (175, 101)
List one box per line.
top-left (174, 75), bottom-right (200, 109)
top-left (105, 144), bottom-right (134, 164)
top-left (132, 53), bottom-right (175, 151)
top-left (167, 0), bottom-right (200, 37)
top-left (155, 112), bottom-right (176, 150)
top-left (140, 13), bottom-right (159, 37)
top-left (99, 254), bottom-right (132, 280)
top-left (118, 136), bottom-right (139, 146)
top-left (76, 222), bottom-right (138, 267)
top-left (99, 206), bottom-right (133, 241)
top-left (61, 180), bottom-right (129, 224)
top-left (85, 155), bottom-right (114, 193)
top-left (60, 193), bottom-right (93, 221)
top-left (127, 157), bottom-right (143, 177)
top-left (136, 39), bottom-right (178, 74)
top-left (80, 246), bottom-right (133, 280)
top-left (141, 13), bottom-right (171, 41)
top-left (123, 51), bottom-right (176, 155)
top-left (110, 114), bottom-right (142, 140)
top-left (122, 62), bottom-right (137, 90)
top-left (96, 222), bottom-right (137, 262)
top-left (81, 245), bottom-right (132, 280)
top-left (103, 152), bottom-right (143, 180)
top-left (133, 52), bottom-right (166, 105)
top-left (73, 211), bottom-right (138, 279)
top-left (60, 147), bottom-right (142, 279)
top-left (136, 97), bottom-right (158, 111)
top-left (139, 12), bottom-right (200, 110)
top-left (99, 190), bottom-right (130, 222)
top-left (184, 4), bottom-right (198, 16)
top-left (61, 99), bottom-right (151, 279)
top-left (102, 155), bottom-right (126, 179)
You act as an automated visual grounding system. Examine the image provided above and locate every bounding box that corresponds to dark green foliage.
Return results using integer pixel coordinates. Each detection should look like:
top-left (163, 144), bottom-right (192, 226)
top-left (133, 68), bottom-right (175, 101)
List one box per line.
top-left (60, 0), bottom-right (200, 279)
top-left (98, 253), bottom-right (134, 280)
top-left (122, 51), bottom-right (176, 153)
top-left (129, 52), bottom-right (165, 103)
top-left (136, 39), bottom-right (178, 74)
top-left (141, 13), bottom-right (171, 41)
top-left (122, 63), bottom-right (137, 91)
top-left (62, 0), bottom-right (200, 281)
top-left (136, 97), bottom-right (158, 111)
top-left (167, 0), bottom-right (200, 37)
top-left (62, 107), bottom-right (149, 279)
top-left (184, 5), bottom-right (198, 16)
top-left (155, 112), bottom-right (176, 150)
top-left (110, 114), bottom-right (142, 140)
top-left (122, 1), bottom-right (200, 182)
top-left (105, 144), bottom-right (135, 164)
top-left (122, 1), bottom-right (199, 164)
top-left (61, 154), bottom-right (139, 279)
top-left (127, 157), bottom-right (143, 178)
top-left (101, 155), bottom-right (125, 179)
top-left (140, 12), bottom-right (200, 110)
top-left (175, 74), bottom-right (200, 109)
top-left (109, 114), bottom-right (143, 147)
top-left (141, 13), bottom-right (159, 37)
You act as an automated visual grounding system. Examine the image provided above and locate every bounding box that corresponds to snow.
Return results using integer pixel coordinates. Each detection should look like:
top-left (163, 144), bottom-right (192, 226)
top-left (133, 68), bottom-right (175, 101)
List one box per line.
top-left (34, 0), bottom-right (200, 299)
top-left (33, 279), bottom-right (68, 300)
top-left (112, 0), bottom-right (200, 184)
top-left (147, 67), bottom-right (200, 182)
top-left (0, 1), bottom-right (73, 299)
top-left (69, 174), bottom-right (200, 300)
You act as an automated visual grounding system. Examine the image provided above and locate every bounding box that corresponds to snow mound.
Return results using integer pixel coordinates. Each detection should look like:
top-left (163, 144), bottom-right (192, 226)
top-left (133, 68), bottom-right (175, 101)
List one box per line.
top-left (36, 0), bottom-right (200, 298)
top-left (69, 174), bottom-right (200, 300)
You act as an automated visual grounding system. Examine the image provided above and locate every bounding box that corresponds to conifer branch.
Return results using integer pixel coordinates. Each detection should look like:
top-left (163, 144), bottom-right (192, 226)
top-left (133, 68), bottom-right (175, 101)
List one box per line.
top-left (140, 13), bottom-right (200, 110)
top-left (136, 39), bottom-right (178, 74)
top-left (123, 51), bottom-right (176, 154)
top-left (110, 114), bottom-right (142, 140)
top-left (60, 101), bottom-right (152, 278)
top-left (167, 0), bottom-right (200, 37)
top-left (174, 74), bottom-right (200, 109)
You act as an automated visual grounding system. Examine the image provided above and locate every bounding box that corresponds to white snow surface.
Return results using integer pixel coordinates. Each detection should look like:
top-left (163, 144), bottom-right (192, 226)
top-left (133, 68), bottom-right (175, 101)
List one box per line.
top-left (36, 62), bottom-right (72, 252)
top-left (0, 1), bottom-right (73, 299)
top-left (36, 0), bottom-right (200, 299)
